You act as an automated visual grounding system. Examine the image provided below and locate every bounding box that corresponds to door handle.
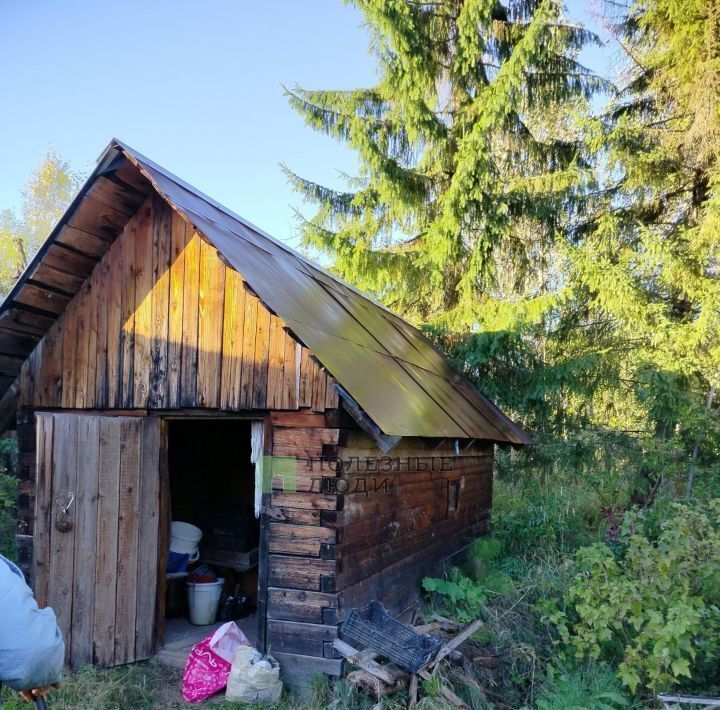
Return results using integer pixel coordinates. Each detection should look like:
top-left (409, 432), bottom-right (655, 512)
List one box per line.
top-left (56, 493), bottom-right (74, 532)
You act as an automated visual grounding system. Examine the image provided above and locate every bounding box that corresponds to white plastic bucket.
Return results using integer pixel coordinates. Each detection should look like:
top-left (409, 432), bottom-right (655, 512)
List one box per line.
top-left (187, 578), bottom-right (224, 625)
top-left (171, 521), bottom-right (202, 562)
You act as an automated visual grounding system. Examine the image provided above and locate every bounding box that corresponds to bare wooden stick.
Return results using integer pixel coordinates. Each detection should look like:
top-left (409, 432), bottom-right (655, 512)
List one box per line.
top-left (430, 619), bottom-right (484, 669)
top-left (418, 670), bottom-right (469, 708)
top-left (333, 639), bottom-right (396, 686)
top-left (407, 673), bottom-right (418, 710)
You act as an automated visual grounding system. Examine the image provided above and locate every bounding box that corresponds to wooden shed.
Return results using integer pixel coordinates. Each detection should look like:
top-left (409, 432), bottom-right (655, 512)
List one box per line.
top-left (0, 140), bottom-right (530, 684)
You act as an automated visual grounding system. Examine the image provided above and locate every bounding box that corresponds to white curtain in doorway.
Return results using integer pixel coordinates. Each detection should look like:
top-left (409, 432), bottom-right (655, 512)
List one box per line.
top-left (250, 421), bottom-right (264, 518)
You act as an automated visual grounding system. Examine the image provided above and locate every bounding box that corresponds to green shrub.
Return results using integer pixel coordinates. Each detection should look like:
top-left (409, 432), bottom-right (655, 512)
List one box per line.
top-left (550, 500), bottom-right (720, 695)
top-left (0, 438), bottom-right (18, 560)
top-left (423, 568), bottom-right (489, 623)
top-left (463, 537), bottom-right (504, 581)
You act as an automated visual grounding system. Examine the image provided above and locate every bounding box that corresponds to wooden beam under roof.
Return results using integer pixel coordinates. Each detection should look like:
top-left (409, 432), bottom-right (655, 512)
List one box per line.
top-left (0, 378), bottom-right (19, 432)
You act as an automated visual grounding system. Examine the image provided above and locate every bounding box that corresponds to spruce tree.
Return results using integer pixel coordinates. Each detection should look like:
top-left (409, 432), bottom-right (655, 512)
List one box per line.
top-left (566, 0), bottom-right (720, 492)
top-left (285, 0), bottom-right (603, 323)
top-left (287, 0), bottom-right (719, 495)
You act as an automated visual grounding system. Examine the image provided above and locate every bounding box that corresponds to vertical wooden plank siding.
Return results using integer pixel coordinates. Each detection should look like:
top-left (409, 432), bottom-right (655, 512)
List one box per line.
top-left (73, 281), bottom-right (90, 408)
top-left (60, 298), bottom-right (78, 408)
top-left (47, 414), bottom-right (78, 657)
top-left (132, 200), bottom-right (154, 407)
top-left (266, 316), bottom-right (285, 410)
top-left (35, 414), bottom-right (162, 668)
top-left (311, 360), bottom-right (327, 413)
top-left (325, 377), bottom-right (339, 410)
top-left (281, 335), bottom-right (300, 410)
top-left (239, 294), bottom-right (258, 407)
top-left (119, 212), bottom-right (138, 408)
top-left (167, 212), bottom-right (186, 408)
top-left (220, 267), bottom-right (245, 409)
top-left (18, 208), bottom-right (337, 415)
top-left (85, 271), bottom-right (98, 409)
top-left (33, 413), bottom-right (53, 606)
top-left (106, 238), bottom-right (123, 407)
top-left (299, 348), bottom-right (312, 408)
top-left (149, 195), bottom-right (171, 408)
top-left (135, 418), bottom-right (161, 659)
top-left (94, 257), bottom-right (110, 408)
top-left (154, 420), bottom-right (171, 650)
top-left (252, 302), bottom-right (271, 409)
top-left (180, 228), bottom-right (201, 406)
top-left (93, 417), bottom-right (122, 666)
top-left (69, 416), bottom-right (100, 668)
top-left (196, 238), bottom-right (225, 407)
top-left (20, 342), bottom-right (40, 408)
top-left (114, 418), bottom-right (142, 664)
top-left (38, 326), bottom-right (58, 407)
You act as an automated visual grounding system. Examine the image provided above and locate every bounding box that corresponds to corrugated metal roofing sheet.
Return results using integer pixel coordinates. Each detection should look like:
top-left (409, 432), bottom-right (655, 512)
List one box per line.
top-left (116, 141), bottom-right (530, 443)
top-left (0, 139), bottom-right (531, 444)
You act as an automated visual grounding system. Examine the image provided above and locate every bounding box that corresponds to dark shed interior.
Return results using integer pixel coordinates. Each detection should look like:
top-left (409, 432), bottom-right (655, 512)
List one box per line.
top-left (168, 419), bottom-right (255, 532)
top-left (164, 419), bottom-right (259, 644)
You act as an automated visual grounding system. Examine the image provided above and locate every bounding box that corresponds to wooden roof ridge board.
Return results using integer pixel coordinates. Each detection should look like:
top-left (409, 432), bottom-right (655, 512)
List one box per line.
top-left (0, 138), bottom-right (530, 444)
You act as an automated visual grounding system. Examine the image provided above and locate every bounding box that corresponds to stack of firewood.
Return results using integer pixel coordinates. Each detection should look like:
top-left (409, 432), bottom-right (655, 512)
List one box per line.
top-left (333, 615), bottom-right (486, 709)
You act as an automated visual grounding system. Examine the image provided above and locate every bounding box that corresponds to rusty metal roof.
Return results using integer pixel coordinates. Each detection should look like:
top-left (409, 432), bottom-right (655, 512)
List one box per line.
top-left (0, 139), bottom-right (531, 443)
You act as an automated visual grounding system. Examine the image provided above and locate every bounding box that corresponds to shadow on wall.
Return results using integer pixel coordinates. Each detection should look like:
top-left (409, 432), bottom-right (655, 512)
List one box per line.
top-left (21, 192), bottom-right (336, 414)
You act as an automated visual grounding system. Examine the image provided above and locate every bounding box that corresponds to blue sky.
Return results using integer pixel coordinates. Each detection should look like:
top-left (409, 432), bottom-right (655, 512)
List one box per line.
top-left (0, 0), bottom-right (615, 248)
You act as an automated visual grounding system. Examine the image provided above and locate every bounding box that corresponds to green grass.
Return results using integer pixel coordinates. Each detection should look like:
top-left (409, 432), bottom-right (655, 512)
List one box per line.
top-left (0, 661), bottom-right (290, 710)
top-left (0, 661), bottom-right (408, 710)
top-left (535, 663), bottom-right (635, 710)
top-left (0, 662), bottom-right (185, 710)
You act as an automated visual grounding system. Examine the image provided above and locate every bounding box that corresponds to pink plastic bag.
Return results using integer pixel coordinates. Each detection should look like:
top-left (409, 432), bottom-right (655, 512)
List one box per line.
top-left (182, 622), bottom-right (250, 703)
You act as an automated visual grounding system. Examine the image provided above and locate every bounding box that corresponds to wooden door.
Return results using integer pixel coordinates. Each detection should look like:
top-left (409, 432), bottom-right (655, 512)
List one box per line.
top-left (34, 413), bottom-right (163, 669)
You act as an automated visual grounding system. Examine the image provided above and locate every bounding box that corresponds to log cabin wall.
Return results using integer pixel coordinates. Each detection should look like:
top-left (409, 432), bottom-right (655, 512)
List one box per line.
top-left (262, 410), bottom-right (344, 684)
top-left (333, 430), bottom-right (494, 621)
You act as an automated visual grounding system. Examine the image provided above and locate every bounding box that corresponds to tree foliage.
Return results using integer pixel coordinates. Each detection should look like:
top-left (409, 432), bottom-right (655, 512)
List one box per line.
top-left (0, 151), bottom-right (83, 297)
top-left (287, 0), bottom-right (720, 499)
top-left (285, 0), bottom-right (603, 320)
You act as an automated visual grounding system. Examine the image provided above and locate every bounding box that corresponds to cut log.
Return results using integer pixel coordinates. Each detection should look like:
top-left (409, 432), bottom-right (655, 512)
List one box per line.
top-left (431, 614), bottom-right (462, 632)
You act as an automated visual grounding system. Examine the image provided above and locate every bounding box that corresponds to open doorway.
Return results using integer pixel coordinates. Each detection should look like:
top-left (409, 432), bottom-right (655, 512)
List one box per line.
top-left (159, 418), bottom-right (261, 667)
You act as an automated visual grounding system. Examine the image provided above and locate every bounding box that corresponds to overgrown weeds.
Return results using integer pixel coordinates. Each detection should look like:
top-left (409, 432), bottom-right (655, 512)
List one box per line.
top-left (0, 437), bottom-right (18, 560)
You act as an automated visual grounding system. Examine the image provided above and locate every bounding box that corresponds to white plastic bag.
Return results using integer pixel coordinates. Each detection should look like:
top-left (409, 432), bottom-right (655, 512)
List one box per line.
top-left (225, 646), bottom-right (283, 703)
top-left (210, 621), bottom-right (251, 663)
